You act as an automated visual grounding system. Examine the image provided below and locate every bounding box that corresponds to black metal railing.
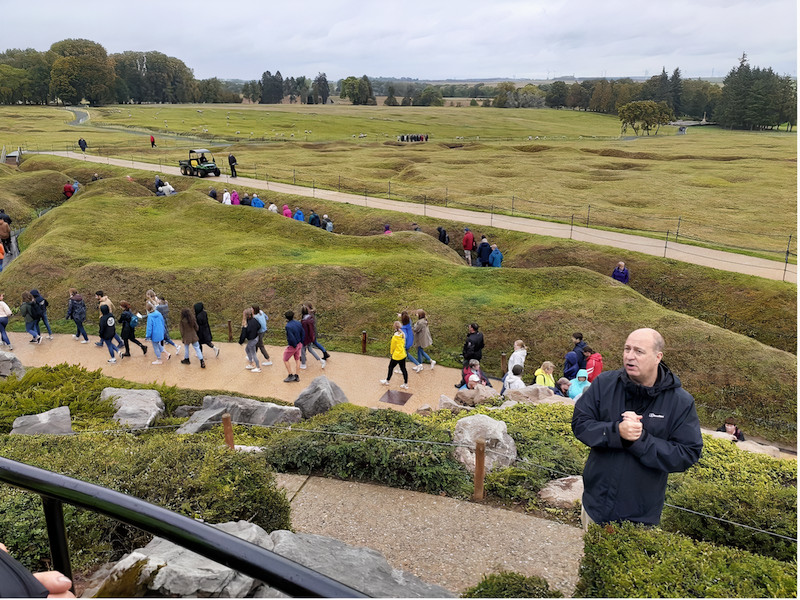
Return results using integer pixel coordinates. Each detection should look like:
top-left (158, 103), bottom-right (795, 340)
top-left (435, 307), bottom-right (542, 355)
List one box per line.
top-left (0, 457), bottom-right (367, 598)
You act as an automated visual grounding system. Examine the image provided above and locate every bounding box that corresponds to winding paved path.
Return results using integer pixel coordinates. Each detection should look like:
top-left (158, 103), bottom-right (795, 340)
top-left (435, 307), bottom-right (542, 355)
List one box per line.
top-left (41, 150), bottom-right (796, 283)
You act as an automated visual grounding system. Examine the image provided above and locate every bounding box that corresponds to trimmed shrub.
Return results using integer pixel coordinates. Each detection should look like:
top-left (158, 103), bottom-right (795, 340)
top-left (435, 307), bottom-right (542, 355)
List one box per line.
top-left (461, 571), bottom-right (563, 597)
top-left (0, 433), bottom-right (291, 572)
top-left (259, 404), bottom-right (473, 497)
top-left (576, 523), bottom-right (796, 598)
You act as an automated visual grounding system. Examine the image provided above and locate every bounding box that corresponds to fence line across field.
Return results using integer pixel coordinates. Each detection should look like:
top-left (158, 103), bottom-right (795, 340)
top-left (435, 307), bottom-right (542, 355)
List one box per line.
top-left (56, 418), bottom-right (798, 545)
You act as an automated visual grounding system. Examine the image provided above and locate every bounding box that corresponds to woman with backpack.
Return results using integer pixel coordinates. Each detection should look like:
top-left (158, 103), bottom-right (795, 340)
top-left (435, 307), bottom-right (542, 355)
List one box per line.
top-left (118, 301), bottom-right (147, 357)
top-left (30, 290), bottom-right (52, 340)
top-left (20, 292), bottom-right (41, 343)
top-left (66, 288), bottom-right (88, 343)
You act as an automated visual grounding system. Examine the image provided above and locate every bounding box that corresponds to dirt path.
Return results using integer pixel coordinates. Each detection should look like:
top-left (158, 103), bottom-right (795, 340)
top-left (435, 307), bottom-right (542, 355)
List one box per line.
top-left (41, 151), bottom-right (797, 283)
top-left (6, 332), bottom-right (461, 415)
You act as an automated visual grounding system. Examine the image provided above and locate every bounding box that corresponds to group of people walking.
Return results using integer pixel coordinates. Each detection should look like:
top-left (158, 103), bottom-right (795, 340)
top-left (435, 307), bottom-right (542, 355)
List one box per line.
top-left (460, 229), bottom-right (503, 267)
top-left (379, 310), bottom-right (436, 388)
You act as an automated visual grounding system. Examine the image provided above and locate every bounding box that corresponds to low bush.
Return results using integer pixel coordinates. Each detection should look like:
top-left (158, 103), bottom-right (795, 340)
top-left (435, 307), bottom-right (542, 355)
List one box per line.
top-left (259, 404), bottom-right (473, 497)
top-left (461, 571), bottom-right (563, 597)
top-left (0, 433), bottom-right (291, 572)
top-left (662, 436), bottom-right (797, 561)
top-left (576, 523), bottom-right (796, 598)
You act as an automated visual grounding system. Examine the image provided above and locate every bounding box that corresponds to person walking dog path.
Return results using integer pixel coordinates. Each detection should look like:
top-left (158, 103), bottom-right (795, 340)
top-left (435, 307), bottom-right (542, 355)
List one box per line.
top-left (42, 151), bottom-right (796, 283)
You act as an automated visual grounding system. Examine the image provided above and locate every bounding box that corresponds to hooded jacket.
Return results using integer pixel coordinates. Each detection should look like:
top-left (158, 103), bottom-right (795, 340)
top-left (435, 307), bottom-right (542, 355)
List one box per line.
top-left (145, 308), bottom-right (166, 342)
top-left (400, 321), bottom-right (414, 351)
top-left (285, 318), bottom-right (304, 348)
top-left (573, 340), bottom-right (587, 369)
top-left (568, 369), bottom-right (591, 399)
top-left (533, 368), bottom-right (555, 387)
top-left (30, 290), bottom-right (48, 316)
top-left (476, 240), bottom-right (492, 265)
top-left (585, 352), bottom-right (603, 382)
top-left (563, 350), bottom-right (580, 380)
top-left (194, 303), bottom-right (213, 344)
top-left (436, 227), bottom-right (448, 244)
top-left (572, 364), bottom-right (703, 525)
top-left (462, 330), bottom-right (484, 361)
top-left (293, 209), bottom-right (305, 222)
top-left (282, 205), bottom-right (292, 218)
top-left (301, 314), bottom-right (317, 345)
top-left (67, 294), bottom-right (86, 322)
top-left (390, 331), bottom-right (407, 360)
top-left (98, 305), bottom-right (116, 340)
top-left (489, 248), bottom-right (503, 267)
top-left (412, 318), bottom-right (432, 348)
top-left (612, 267), bottom-right (629, 284)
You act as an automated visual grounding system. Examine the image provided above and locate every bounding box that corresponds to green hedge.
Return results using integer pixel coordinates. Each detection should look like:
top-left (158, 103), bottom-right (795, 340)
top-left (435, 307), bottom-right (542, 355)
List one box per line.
top-left (258, 404), bottom-right (474, 497)
top-left (0, 433), bottom-right (291, 572)
top-left (576, 523), bottom-right (796, 598)
top-left (461, 571), bottom-right (563, 598)
top-left (662, 436), bottom-right (797, 561)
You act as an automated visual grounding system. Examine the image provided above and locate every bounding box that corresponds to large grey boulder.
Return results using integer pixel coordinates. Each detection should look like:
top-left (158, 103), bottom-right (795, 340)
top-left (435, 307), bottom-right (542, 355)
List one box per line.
top-left (294, 376), bottom-right (349, 418)
top-left (83, 523), bottom-right (453, 598)
top-left (453, 384), bottom-right (499, 407)
top-left (11, 406), bottom-right (73, 435)
top-left (260, 530), bottom-right (453, 598)
top-left (438, 395), bottom-right (472, 415)
top-left (83, 521), bottom-right (274, 598)
top-left (504, 384), bottom-right (564, 405)
top-left (453, 414), bottom-right (517, 473)
top-left (0, 350), bottom-right (25, 378)
top-left (177, 395), bottom-right (302, 434)
top-left (101, 388), bottom-right (165, 429)
top-left (538, 475), bottom-right (584, 509)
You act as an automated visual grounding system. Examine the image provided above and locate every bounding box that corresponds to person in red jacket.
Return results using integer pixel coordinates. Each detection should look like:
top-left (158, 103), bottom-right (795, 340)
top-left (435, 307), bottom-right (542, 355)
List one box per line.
top-left (462, 228), bottom-right (475, 266)
top-left (582, 346), bottom-right (603, 382)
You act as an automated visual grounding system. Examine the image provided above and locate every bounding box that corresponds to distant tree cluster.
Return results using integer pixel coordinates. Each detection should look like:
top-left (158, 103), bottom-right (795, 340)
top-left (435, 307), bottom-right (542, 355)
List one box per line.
top-left (0, 39), bottom-right (240, 105)
top-left (618, 100), bottom-right (674, 135)
top-left (715, 54), bottom-right (796, 131)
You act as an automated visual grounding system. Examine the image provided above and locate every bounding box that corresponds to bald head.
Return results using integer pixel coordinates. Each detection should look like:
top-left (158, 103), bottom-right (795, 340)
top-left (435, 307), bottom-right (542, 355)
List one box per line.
top-left (623, 328), bottom-right (664, 386)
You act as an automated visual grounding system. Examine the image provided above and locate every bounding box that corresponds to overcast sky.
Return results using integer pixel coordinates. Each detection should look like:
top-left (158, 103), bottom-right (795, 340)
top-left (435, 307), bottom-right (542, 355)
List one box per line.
top-left (3, 0), bottom-right (796, 82)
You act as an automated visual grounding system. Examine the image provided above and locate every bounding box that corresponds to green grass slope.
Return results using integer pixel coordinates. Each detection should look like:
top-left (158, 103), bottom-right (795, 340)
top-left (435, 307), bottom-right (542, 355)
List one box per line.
top-left (5, 176), bottom-right (795, 443)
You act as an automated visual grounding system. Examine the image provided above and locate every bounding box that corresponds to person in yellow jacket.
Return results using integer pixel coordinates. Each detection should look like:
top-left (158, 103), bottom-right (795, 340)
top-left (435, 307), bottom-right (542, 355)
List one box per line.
top-left (380, 320), bottom-right (409, 389)
top-left (533, 361), bottom-right (556, 387)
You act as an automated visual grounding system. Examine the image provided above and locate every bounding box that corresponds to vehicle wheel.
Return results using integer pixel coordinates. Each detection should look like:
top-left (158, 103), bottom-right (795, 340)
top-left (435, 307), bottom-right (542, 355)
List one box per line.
top-left (199, 170), bottom-right (207, 178)
top-left (214, 168), bottom-right (220, 177)
top-left (188, 167), bottom-right (195, 177)
top-left (180, 166), bottom-right (187, 176)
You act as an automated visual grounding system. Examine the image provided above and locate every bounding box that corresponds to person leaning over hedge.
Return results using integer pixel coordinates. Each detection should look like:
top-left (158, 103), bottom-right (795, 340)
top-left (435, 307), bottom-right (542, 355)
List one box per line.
top-left (571, 328), bottom-right (703, 530)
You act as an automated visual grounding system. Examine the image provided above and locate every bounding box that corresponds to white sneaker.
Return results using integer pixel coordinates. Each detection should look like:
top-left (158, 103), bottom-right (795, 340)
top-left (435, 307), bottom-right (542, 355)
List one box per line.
top-left (430, 360), bottom-right (436, 370)
top-left (73, 334), bottom-right (79, 340)
top-left (300, 363), bottom-right (307, 370)
top-left (214, 347), bottom-right (220, 358)
top-left (400, 383), bottom-right (409, 389)
top-left (80, 340), bottom-right (88, 344)
top-left (245, 364), bottom-right (253, 369)
top-left (380, 379), bottom-right (389, 385)
top-left (47, 335), bottom-right (53, 340)
top-left (6, 345), bottom-right (11, 350)
top-left (393, 367), bottom-right (401, 374)
top-left (320, 359), bottom-right (326, 369)
top-left (108, 358), bottom-right (116, 363)
top-left (174, 344), bottom-right (182, 353)
top-left (262, 360), bottom-right (273, 366)
top-left (152, 360), bottom-right (163, 365)
top-left (413, 364), bottom-right (423, 373)
top-left (251, 368), bottom-right (262, 373)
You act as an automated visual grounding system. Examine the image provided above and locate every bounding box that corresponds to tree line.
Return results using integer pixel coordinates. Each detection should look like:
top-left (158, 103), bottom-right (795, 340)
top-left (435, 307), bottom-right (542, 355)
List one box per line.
top-left (0, 39), bottom-right (794, 130)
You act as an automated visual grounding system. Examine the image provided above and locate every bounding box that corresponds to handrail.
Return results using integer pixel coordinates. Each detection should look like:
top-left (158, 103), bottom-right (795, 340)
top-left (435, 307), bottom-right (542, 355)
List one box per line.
top-left (0, 457), bottom-right (367, 598)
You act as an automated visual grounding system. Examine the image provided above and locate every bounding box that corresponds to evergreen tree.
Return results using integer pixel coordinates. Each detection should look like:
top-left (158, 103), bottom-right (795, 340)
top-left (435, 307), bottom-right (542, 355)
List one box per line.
top-left (670, 68), bottom-right (683, 116)
top-left (314, 72), bottom-right (330, 104)
top-left (384, 84), bottom-right (399, 106)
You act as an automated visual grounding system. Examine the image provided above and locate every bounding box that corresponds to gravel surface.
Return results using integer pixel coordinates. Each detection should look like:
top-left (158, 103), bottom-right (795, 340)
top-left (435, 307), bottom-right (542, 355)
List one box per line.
top-left (280, 474), bottom-right (583, 596)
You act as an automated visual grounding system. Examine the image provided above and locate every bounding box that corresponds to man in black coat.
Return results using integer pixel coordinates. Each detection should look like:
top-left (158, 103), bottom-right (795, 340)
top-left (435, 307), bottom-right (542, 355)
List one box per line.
top-left (572, 328), bottom-right (702, 529)
top-left (456, 323), bottom-right (485, 387)
top-left (228, 153), bottom-right (237, 177)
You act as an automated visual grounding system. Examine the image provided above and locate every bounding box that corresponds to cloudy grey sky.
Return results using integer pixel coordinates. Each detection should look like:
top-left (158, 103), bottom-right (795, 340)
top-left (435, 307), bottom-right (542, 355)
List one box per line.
top-left (3, 0), bottom-right (796, 81)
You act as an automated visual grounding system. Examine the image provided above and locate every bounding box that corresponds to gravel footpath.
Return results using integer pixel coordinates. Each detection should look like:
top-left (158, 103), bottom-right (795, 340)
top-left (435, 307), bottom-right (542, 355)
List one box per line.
top-left (278, 474), bottom-right (583, 596)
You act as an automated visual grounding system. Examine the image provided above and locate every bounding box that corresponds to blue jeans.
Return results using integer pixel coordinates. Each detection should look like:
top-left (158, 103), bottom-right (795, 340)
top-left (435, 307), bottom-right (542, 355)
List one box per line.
top-left (417, 346), bottom-right (432, 364)
top-left (103, 338), bottom-right (119, 358)
top-left (73, 319), bottom-right (88, 341)
top-left (301, 343), bottom-right (321, 365)
top-left (163, 330), bottom-right (178, 348)
top-left (40, 312), bottom-right (52, 336)
top-left (0, 317), bottom-right (9, 345)
top-left (313, 339), bottom-right (327, 354)
top-left (406, 348), bottom-right (421, 366)
top-left (25, 321), bottom-right (38, 340)
top-left (184, 341), bottom-right (203, 360)
top-left (151, 340), bottom-right (165, 359)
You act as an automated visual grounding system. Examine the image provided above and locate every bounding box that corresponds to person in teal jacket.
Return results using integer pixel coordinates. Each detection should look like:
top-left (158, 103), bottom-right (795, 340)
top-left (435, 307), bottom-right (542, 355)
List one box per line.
top-left (488, 244), bottom-right (503, 267)
top-left (568, 369), bottom-right (591, 400)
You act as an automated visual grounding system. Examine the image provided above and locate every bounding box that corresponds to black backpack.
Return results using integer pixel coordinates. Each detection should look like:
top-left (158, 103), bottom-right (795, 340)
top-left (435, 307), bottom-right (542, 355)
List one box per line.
top-left (30, 300), bottom-right (43, 320)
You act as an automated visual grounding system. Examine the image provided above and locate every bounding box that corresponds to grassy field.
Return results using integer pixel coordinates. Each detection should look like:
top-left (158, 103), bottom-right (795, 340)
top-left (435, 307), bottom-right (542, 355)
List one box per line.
top-left (0, 104), bottom-right (795, 257)
top-left (2, 161), bottom-right (794, 443)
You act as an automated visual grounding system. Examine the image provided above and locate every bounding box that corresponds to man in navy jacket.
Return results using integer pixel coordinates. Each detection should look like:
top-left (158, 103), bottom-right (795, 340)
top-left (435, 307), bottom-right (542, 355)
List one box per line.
top-left (572, 328), bottom-right (702, 528)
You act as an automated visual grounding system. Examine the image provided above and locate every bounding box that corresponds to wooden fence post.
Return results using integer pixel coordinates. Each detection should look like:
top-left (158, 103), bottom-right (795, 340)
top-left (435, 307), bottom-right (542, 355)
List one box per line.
top-left (500, 352), bottom-right (507, 374)
top-left (361, 330), bottom-right (367, 354)
top-left (473, 439), bottom-right (486, 501)
top-left (227, 320), bottom-right (233, 342)
top-left (222, 413), bottom-right (234, 450)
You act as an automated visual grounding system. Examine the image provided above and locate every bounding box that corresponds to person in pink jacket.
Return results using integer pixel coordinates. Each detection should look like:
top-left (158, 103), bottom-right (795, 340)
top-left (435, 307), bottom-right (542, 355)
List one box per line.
top-left (282, 204), bottom-right (292, 217)
top-left (230, 190), bottom-right (240, 205)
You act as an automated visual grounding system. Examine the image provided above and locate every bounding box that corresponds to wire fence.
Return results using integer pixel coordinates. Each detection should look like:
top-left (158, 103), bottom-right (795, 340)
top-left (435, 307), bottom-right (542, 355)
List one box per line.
top-left (56, 418), bottom-right (798, 544)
